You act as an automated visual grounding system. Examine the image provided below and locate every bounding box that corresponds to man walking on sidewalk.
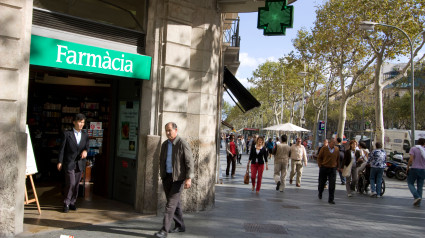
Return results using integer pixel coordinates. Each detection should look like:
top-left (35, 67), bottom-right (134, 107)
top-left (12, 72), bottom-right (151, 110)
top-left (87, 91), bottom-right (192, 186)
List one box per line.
top-left (289, 137), bottom-right (308, 187)
top-left (407, 137), bottom-right (425, 206)
top-left (274, 135), bottom-right (291, 192)
top-left (317, 138), bottom-right (340, 204)
top-left (155, 122), bottom-right (194, 238)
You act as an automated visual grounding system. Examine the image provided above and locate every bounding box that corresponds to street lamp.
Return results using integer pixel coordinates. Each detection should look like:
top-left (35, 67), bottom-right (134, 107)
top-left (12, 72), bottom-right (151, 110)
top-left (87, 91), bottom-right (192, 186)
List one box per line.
top-left (359, 21), bottom-right (425, 145)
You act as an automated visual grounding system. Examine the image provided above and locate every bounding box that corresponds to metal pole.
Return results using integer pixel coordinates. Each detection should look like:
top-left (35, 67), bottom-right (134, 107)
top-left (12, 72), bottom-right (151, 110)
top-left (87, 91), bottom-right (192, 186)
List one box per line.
top-left (324, 80), bottom-right (329, 139)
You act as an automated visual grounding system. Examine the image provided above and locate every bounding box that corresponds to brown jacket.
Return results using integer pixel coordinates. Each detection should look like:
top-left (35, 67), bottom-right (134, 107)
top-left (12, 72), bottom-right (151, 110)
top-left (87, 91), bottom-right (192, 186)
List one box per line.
top-left (317, 146), bottom-right (340, 168)
top-left (159, 135), bottom-right (194, 181)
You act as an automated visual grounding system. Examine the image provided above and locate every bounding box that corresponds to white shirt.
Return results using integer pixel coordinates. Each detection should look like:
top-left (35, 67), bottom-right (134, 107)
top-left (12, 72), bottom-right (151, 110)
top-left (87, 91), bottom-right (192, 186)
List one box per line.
top-left (73, 128), bottom-right (82, 145)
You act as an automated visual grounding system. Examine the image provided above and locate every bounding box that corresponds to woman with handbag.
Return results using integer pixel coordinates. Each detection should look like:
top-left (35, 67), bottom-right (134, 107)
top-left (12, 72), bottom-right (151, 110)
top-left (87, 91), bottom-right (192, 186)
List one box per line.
top-left (247, 136), bottom-right (268, 194)
top-left (343, 140), bottom-right (358, 197)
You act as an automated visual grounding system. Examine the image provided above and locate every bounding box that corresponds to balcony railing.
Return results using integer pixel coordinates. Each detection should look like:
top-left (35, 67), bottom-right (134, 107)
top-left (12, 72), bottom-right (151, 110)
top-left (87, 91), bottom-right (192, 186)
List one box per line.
top-left (223, 17), bottom-right (240, 47)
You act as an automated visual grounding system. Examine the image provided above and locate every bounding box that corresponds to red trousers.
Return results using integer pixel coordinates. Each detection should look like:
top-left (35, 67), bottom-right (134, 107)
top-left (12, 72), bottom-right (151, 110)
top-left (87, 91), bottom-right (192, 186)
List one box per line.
top-left (251, 163), bottom-right (264, 192)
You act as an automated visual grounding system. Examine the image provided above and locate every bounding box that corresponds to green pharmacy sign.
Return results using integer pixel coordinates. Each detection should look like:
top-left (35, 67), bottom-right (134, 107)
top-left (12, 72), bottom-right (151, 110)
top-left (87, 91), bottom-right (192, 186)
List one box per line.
top-left (257, 0), bottom-right (294, 36)
top-left (30, 35), bottom-right (152, 80)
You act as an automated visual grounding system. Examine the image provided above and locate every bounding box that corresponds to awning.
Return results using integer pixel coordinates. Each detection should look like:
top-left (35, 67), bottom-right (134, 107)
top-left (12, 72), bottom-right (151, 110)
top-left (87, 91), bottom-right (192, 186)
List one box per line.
top-left (221, 120), bottom-right (234, 129)
top-left (223, 66), bottom-right (261, 112)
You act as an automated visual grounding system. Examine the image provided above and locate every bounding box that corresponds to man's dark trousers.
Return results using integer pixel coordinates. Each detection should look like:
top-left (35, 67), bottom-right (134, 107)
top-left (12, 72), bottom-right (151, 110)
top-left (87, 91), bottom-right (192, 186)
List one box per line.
top-left (161, 173), bottom-right (185, 233)
top-left (64, 166), bottom-right (82, 205)
top-left (318, 167), bottom-right (337, 202)
top-left (226, 154), bottom-right (236, 176)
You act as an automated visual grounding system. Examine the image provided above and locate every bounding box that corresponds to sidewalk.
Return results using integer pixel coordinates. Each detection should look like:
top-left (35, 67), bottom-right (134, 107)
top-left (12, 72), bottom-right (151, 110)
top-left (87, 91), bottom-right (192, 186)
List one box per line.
top-left (18, 148), bottom-right (425, 238)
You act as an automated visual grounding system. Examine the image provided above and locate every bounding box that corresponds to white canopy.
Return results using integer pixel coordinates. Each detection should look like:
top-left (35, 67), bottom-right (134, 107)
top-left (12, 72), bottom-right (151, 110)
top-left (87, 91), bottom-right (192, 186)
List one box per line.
top-left (263, 123), bottom-right (310, 132)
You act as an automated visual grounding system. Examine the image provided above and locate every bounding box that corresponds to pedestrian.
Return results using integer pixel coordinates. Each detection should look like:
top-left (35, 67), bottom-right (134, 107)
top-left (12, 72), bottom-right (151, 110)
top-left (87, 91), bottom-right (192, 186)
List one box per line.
top-left (336, 138), bottom-right (346, 185)
top-left (155, 122), bottom-right (194, 238)
top-left (226, 134), bottom-right (238, 177)
top-left (247, 135), bottom-right (254, 155)
top-left (275, 136), bottom-right (281, 145)
top-left (247, 136), bottom-right (268, 194)
top-left (289, 137), bottom-right (308, 187)
top-left (407, 138), bottom-right (425, 207)
top-left (343, 140), bottom-right (358, 197)
top-left (57, 113), bottom-right (89, 213)
top-left (273, 135), bottom-right (291, 192)
top-left (236, 135), bottom-right (244, 164)
top-left (368, 142), bottom-right (386, 198)
top-left (317, 138), bottom-right (340, 204)
top-left (356, 141), bottom-right (369, 176)
top-left (266, 137), bottom-right (274, 161)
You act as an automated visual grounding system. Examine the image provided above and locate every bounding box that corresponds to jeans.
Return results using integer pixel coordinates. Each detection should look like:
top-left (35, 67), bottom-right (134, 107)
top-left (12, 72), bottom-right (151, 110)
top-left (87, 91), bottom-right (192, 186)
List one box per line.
top-left (407, 168), bottom-right (425, 199)
top-left (370, 167), bottom-right (384, 196)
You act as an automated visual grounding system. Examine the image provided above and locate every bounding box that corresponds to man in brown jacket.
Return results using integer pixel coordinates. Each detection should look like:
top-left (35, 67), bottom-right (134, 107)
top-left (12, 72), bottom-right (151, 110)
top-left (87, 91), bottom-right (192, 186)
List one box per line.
top-left (317, 138), bottom-right (340, 204)
top-left (155, 122), bottom-right (194, 238)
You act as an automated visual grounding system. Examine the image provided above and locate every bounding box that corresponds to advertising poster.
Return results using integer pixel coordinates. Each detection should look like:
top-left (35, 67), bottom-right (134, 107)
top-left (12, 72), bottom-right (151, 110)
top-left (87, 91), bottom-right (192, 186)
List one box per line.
top-left (117, 101), bottom-right (139, 159)
top-left (26, 125), bottom-right (38, 175)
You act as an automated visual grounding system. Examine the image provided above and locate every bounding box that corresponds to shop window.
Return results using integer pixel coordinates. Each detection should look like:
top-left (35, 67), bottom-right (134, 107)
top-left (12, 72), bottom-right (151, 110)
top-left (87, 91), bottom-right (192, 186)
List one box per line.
top-left (34, 0), bottom-right (145, 32)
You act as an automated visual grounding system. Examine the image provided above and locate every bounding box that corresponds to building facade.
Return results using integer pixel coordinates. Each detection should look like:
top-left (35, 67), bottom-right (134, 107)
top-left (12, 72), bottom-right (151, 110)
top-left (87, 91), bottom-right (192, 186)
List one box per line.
top-left (0, 0), bottom-right (295, 236)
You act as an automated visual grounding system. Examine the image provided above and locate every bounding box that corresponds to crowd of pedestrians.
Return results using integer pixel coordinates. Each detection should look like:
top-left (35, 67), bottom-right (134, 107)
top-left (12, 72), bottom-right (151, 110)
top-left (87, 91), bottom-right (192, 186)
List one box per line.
top-left (221, 133), bottom-right (425, 207)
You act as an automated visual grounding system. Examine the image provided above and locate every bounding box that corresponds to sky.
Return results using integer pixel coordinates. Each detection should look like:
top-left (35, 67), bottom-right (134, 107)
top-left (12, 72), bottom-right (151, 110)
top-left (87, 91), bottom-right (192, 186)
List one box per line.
top-left (225, 0), bottom-right (424, 105)
top-left (225, 0), bottom-right (326, 104)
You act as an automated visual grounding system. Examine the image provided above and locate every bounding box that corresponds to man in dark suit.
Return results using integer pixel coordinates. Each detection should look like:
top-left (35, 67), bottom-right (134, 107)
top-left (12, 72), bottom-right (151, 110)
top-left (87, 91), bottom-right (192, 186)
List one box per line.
top-left (154, 122), bottom-right (194, 238)
top-left (57, 113), bottom-right (89, 213)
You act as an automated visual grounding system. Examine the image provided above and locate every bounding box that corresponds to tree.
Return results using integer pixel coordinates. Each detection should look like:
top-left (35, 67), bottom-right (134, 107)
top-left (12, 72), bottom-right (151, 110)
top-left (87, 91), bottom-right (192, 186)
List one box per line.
top-left (359, 0), bottom-right (425, 144)
top-left (312, 0), bottom-right (376, 140)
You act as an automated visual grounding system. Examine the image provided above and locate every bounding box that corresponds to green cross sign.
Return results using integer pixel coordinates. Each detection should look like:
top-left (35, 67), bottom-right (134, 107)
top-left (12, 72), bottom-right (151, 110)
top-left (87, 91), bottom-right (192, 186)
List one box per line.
top-left (257, 0), bottom-right (294, 36)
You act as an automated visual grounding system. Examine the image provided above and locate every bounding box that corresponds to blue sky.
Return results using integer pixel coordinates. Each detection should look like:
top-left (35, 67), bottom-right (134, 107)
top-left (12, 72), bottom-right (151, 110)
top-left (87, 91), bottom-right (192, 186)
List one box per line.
top-left (234, 0), bottom-right (326, 88)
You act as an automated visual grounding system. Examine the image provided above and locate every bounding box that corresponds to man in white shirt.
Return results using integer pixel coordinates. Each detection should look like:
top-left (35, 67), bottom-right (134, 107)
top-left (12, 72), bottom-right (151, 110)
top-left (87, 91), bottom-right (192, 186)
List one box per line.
top-left (289, 137), bottom-right (308, 187)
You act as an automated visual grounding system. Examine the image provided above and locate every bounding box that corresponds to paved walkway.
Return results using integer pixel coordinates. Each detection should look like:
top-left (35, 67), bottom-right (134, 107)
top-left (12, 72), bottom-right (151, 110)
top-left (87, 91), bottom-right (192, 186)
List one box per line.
top-left (18, 148), bottom-right (425, 238)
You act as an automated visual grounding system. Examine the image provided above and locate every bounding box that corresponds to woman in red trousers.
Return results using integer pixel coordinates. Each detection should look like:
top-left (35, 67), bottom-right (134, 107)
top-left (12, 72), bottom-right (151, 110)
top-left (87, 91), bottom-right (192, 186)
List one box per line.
top-left (247, 136), bottom-right (268, 194)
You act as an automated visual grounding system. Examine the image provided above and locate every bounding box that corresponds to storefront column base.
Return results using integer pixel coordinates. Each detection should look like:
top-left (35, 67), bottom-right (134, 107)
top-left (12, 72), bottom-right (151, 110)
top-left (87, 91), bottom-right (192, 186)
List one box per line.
top-left (135, 134), bottom-right (161, 214)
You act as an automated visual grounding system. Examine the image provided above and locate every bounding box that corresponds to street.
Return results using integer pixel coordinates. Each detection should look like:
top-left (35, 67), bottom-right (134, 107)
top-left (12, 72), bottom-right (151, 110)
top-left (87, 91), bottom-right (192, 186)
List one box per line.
top-left (18, 148), bottom-right (425, 238)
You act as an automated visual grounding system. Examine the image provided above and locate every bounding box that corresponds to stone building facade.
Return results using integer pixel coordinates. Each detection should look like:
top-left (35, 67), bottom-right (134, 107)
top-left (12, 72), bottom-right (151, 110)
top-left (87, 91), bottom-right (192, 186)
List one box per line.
top-left (0, 0), bottom-right (299, 236)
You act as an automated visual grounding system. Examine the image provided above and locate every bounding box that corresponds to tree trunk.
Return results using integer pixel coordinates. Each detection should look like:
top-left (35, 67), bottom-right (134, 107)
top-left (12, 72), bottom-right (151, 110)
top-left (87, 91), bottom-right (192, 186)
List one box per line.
top-left (289, 101), bottom-right (295, 124)
top-left (374, 58), bottom-right (385, 146)
top-left (337, 96), bottom-right (350, 140)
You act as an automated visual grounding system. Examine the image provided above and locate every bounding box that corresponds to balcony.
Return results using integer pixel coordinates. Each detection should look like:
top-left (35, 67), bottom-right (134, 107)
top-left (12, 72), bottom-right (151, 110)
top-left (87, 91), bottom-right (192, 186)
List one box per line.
top-left (223, 15), bottom-right (241, 75)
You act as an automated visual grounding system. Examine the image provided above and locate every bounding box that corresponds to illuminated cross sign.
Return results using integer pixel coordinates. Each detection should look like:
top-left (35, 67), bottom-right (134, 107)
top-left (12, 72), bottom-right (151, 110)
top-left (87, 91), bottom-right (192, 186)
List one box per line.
top-left (257, 0), bottom-right (294, 36)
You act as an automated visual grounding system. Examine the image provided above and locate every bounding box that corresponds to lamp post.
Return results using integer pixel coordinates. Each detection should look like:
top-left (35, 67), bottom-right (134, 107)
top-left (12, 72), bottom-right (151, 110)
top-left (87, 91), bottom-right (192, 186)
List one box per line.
top-left (359, 21), bottom-right (425, 145)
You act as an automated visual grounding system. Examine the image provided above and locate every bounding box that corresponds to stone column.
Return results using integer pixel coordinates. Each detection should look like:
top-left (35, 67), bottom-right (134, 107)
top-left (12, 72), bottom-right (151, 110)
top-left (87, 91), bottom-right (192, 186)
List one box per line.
top-left (135, 0), bottom-right (221, 214)
top-left (0, 0), bottom-right (33, 236)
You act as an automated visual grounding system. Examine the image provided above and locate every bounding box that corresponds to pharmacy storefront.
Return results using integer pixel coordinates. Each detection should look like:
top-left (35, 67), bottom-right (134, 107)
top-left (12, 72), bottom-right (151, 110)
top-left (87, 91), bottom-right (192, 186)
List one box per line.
top-left (28, 22), bottom-right (151, 205)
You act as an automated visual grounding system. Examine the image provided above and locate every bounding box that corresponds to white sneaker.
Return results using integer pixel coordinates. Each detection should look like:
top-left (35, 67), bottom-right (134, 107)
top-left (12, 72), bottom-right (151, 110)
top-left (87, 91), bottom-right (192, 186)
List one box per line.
top-left (370, 192), bottom-right (377, 197)
top-left (413, 198), bottom-right (422, 207)
top-left (347, 193), bottom-right (353, 197)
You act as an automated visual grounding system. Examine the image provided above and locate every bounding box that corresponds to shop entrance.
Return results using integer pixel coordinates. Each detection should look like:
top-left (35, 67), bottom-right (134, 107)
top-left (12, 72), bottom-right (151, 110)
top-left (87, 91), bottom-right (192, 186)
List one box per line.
top-left (26, 67), bottom-right (140, 207)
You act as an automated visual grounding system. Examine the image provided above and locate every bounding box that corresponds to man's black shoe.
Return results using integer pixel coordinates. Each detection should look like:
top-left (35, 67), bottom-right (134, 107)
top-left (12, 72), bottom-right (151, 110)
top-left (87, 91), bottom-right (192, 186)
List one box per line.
top-left (169, 227), bottom-right (185, 233)
top-left (318, 193), bottom-right (322, 199)
top-left (276, 181), bottom-right (281, 191)
top-left (69, 204), bottom-right (77, 211)
top-left (63, 205), bottom-right (69, 213)
top-left (154, 230), bottom-right (167, 238)
top-left (328, 200), bottom-right (335, 204)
